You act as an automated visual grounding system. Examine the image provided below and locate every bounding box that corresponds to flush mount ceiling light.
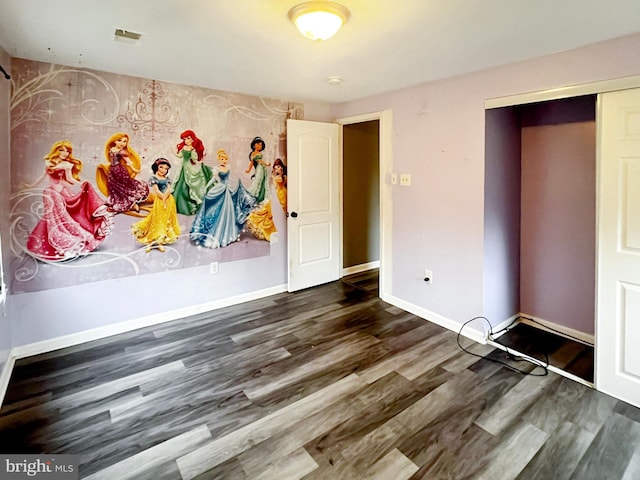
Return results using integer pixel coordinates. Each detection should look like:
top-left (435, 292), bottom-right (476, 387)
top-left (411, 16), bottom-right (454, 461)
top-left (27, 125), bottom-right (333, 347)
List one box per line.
top-left (288, 1), bottom-right (350, 41)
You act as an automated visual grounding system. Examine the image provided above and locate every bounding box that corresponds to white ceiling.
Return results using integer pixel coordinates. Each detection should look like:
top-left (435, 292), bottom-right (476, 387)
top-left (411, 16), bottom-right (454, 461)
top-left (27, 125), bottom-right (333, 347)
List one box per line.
top-left (1, 0), bottom-right (640, 104)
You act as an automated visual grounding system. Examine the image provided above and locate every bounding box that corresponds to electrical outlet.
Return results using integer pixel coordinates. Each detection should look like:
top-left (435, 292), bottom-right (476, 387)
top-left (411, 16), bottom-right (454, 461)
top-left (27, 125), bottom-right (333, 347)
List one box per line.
top-left (400, 173), bottom-right (411, 186)
top-left (209, 262), bottom-right (219, 274)
top-left (390, 173), bottom-right (398, 185)
top-left (424, 269), bottom-right (432, 284)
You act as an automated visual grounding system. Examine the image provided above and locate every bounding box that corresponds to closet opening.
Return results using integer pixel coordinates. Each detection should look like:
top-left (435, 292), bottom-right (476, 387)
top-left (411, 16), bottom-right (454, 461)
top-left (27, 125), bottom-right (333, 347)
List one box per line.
top-left (483, 94), bottom-right (597, 385)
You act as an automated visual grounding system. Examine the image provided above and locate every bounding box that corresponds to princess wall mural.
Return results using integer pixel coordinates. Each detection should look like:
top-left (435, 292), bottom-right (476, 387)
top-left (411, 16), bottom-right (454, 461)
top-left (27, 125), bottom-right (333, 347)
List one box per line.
top-left (9, 59), bottom-right (300, 294)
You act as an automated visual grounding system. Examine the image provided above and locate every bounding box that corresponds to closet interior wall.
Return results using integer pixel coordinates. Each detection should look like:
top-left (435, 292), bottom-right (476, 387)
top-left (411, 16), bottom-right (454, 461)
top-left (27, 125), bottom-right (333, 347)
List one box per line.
top-left (484, 95), bottom-right (597, 339)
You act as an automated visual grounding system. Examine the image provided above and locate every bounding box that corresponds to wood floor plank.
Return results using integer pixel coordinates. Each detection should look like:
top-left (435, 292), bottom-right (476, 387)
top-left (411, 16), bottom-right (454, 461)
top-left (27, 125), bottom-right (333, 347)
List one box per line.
top-left (54, 360), bottom-right (186, 411)
top-left (295, 308), bottom-right (395, 351)
top-left (176, 374), bottom-right (366, 480)
top-left (0, 385), bottom-right (141, 434)
top-left (396, 334), bottom-right (461, 380)
top-left (192, 458), bottom-right (247, 480)
top-left (475, 423), bottom-right (548, 480)
top-left (397, 366), bottom-right (522, 479)
top-left (357, 329), bottom-right (449, 384)
top-left (474, 370), bottom-right (557, 435)
top-left (245, 447), bottom-right (318, 480)
top-left (571, 412), bottom-right (640, 479)
top-left (230, 302), bottom-right (347, 344)
top-left (564, 387), bottom-right (618, 434)
top-left (82, 424), bottom-right (212, 480)
top-left (365, 448), bottom-right (419, 480)
top-left (519, 376), bottom-right (588, 434)
top-left (622, 444), bottom-right (640, 480)
top-left (341, 369), bottom-right (481, 470)
top-left (238, 371), bottom-right (420, 477)
top-left (438, 340), bottom-right (495, 374)
top-left (515, 421), bottom-right (595, 480)
top-left (242, 332), bottom-right (381, 400)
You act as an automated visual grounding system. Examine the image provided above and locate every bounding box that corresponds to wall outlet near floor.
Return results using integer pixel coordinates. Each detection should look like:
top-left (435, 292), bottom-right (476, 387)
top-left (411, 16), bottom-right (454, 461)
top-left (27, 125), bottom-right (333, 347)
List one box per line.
top-left (209, 262), bottom-right (219, 274)
top-left (424, 269), bottom-right (432, 284)
top-left (400, 173), bottom-right (411, 186)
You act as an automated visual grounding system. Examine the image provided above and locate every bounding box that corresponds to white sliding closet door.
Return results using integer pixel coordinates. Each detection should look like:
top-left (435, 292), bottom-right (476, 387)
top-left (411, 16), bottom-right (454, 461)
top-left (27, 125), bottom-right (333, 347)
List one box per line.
top-left (597, 87), bottom-right (640, 408)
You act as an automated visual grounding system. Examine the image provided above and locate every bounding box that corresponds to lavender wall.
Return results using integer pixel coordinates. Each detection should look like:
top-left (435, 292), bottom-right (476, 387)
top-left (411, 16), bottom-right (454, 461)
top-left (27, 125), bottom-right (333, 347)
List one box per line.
top-left (483, 107), bottom-right (521, 327)
top-left (332, 33), bottom-right (640, 334)
top-left (0, 47), bottom-right (11, 368)
top-left (520, 97), bottom-right (596, 334)
top-left (2, 60), bottom-right (333, 349)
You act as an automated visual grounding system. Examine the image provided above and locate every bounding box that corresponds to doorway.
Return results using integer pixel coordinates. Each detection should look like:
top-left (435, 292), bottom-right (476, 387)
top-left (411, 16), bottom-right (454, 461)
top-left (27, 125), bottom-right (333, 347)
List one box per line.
top-left (342, 120), bottom-right (380, 275)
top-left (483, 95), bottom-right (597, 384)
top-left (338, 110), bottom-right (393, 300)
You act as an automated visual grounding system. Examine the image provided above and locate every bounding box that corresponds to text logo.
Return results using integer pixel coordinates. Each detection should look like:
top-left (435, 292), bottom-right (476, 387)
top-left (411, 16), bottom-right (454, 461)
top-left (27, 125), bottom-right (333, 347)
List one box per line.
top-left (0, 455), bottom-right (78, 480)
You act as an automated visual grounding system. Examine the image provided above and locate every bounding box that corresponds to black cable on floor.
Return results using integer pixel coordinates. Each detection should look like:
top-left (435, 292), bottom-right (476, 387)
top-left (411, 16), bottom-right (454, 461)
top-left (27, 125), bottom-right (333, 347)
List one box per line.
top-left (457, 316), bottom-right (548, 376)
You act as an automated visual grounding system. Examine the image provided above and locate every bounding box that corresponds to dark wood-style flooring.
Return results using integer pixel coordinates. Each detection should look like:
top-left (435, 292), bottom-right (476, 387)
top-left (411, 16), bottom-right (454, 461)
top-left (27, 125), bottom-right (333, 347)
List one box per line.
top-left (2, 269), bottom-right (640, 479)
top-left (490, 322), bottom-right (595, 384)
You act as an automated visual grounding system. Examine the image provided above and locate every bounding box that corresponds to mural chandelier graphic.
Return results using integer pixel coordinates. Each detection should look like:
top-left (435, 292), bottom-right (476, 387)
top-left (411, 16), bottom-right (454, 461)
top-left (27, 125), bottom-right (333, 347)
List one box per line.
top-left (118, 80), bottom-right (181, 140)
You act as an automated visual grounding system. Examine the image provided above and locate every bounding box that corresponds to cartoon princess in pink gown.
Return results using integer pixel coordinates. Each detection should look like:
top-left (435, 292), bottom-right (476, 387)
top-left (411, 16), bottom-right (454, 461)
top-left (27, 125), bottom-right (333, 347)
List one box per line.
top-left (27, 140), bottom-right (113, 261)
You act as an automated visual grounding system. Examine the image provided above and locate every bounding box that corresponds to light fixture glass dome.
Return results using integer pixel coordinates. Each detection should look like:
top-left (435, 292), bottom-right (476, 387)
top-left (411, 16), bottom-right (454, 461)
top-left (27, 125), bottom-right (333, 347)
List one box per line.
top-left (288, 2), bottom-right (350, 41)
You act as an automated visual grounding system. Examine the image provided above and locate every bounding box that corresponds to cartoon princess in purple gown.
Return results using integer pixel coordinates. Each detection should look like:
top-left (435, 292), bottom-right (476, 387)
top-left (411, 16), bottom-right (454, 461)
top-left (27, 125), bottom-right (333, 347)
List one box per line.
top-left (96, 132), bottom-right (149, 214)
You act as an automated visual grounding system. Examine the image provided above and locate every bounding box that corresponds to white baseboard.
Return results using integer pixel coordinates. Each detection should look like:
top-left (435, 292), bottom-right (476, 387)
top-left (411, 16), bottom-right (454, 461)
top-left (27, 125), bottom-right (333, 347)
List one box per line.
top-left (517, 313), bottom-right (594, 346)
top-left (342, 261), bottom-right (380, 277)
top-left (11, 284), bottom-right (288, 360)
top-left (0, 351), bottom-right (16, 408)
top-left (487, 314), bottom-right (521, 339)
top-left (382, 293), bottom-right (487, 344)
top-left (2, 284), bottom-right (287, 406)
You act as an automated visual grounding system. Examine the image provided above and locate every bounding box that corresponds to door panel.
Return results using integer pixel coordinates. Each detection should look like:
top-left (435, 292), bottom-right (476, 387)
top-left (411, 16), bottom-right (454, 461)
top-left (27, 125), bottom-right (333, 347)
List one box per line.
top-left (597, 88), bottom-right (640, 407)
top-left (622, 158), bottom-right (640, 250)
top-left (622, 282), bottom-right (640, 377)
top-left (287, 119), bottom-right (340, 292)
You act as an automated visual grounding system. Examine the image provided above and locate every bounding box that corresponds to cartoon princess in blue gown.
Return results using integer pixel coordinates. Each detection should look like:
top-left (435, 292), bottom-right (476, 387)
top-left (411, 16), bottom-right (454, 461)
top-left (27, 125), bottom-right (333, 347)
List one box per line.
top-left (190, 149), bottom-right (256, 248)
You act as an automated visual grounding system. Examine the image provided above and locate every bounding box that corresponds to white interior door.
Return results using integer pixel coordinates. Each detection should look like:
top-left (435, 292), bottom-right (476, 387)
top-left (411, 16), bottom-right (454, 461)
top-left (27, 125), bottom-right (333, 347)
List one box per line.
top-left (597, 87), bottom-right (640, 407)
top-left (287, 119), bottom-right (340, 292)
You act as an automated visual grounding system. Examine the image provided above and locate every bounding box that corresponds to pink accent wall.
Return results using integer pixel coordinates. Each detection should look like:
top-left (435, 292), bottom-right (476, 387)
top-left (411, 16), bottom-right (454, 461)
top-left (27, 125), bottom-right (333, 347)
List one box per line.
top-left (333, 33), bottom-right (640, 333)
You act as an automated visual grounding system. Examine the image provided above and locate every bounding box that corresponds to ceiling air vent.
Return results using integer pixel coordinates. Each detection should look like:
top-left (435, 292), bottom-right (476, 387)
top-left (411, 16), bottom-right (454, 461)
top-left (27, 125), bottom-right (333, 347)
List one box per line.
top-left (114, 28), bottom-right (143, 44)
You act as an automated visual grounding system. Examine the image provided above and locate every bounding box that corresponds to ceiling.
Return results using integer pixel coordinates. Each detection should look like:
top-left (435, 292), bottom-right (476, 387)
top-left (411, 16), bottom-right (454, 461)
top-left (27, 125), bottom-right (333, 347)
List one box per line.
top-left (1, 0), bottom-right (640, 104)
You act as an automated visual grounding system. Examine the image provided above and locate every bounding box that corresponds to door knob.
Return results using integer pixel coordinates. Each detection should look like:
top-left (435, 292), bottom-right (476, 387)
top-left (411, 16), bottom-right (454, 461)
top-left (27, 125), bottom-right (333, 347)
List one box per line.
top-left (290, 211), bottom-right (298, 218)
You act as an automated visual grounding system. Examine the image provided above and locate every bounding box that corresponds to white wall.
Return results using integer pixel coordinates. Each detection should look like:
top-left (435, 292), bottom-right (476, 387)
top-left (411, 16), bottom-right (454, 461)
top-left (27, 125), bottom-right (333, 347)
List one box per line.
top-left (333, 32), bottom-right (640, 335)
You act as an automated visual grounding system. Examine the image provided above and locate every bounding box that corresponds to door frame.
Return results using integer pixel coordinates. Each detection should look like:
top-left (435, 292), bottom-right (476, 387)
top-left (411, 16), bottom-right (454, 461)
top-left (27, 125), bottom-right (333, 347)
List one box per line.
top-left (336, 110), bottom-right (393, 300)
top-left (485, 74), bottom-right (640, 396)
